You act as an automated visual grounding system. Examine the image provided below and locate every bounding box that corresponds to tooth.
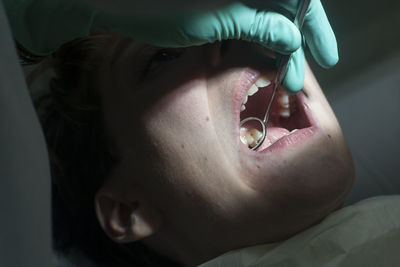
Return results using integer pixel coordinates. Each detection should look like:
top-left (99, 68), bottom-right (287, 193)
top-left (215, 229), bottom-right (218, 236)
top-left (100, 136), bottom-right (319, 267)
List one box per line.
top-left (240, 135), bottom-right (248, 146)
top-left (243, 95), bottom-right (248, 104)
top-left (278, 91), bottom-right (289, 108)
top-left (240, 128), bottom-right (263, 149)
top-left (245, 132), bottom-right (255, 147)
top-left (241, 104), bottom-right (246, 112)
top-left (246, 128), bottom-right (263, 148)
top-left (255, 76), bottom-right (271, 88)
top-left (279, 108), bottom-right (290, 118)
top-left (247, 84), bottom-right (259, 96)
top-left (249, 128), bottom-right (263, 142)
top-left (289, 129), bottom-right (298, 134)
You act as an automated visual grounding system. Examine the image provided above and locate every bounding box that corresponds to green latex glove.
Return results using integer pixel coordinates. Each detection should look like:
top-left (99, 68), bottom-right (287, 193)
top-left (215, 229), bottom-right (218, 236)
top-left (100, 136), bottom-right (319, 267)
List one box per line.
top-left (3, 0), bottom-right (319, 93)
top-left (247, 0), bottom-right (339, 92)
top-left (95, 3), bottom-right (302, 53)
top-left (3, 1), bottom-right (301, 52)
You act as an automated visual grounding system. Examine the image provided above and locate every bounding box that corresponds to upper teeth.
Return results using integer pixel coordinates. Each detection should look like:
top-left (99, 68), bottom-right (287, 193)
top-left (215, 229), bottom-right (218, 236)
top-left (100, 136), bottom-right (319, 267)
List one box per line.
top-left (255, 76), bottom-right (271, 88)
top-left (241, 74), bottom-right (292, 118)
top-left (243, 95), bottom-right (248, 104)
top-left (247, 84), bottom-right (258, 96)
top-left (277, 89), bottom-right (291, 118)
top-left (277, 91), bottom-right (289, 108)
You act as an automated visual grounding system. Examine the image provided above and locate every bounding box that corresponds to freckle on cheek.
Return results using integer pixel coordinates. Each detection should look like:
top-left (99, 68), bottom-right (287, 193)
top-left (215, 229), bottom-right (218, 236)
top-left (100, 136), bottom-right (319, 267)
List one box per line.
top-left (181, 144), bottom-right (185, 149)
top-left (328, 134), bottom-right (332, 138)
top-left (205, 116), bottom-right (210, 122)
top-left (204, 157), bottom-right (208, 161)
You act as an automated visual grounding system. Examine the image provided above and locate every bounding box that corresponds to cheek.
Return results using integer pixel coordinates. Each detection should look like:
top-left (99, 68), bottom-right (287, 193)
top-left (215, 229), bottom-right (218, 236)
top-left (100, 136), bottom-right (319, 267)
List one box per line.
top-left (240, 105), bottom-right (354, 215)
top-left (144, 79), bottom-right (210, 148)
top-left (138, 80), bottom-right (222, 182)
top-left (272, 65), bottom-right (354, 211)
top-left (137, 80), bottom-right (245, 208)
top-left (265, 131), bottom-right (354, 216)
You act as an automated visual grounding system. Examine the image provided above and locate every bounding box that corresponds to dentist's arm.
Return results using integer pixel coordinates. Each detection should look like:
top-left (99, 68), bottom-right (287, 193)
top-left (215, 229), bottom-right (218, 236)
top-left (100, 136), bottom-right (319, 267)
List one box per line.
top-left (92, 0), bottom-right (338, 93)
top-left (3, 0), bottom-right (337, 93)
top-left (85, 0), bottom-right (339, 93)
top-left (3, 0), bottom-right (302, 92)
top-left (2, 0), bottom-right (300, 55)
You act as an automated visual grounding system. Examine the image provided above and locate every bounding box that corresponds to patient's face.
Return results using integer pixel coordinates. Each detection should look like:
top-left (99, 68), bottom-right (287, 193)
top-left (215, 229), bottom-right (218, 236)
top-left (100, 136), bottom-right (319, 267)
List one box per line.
top-left (99, 36), bottom-right (354, 264)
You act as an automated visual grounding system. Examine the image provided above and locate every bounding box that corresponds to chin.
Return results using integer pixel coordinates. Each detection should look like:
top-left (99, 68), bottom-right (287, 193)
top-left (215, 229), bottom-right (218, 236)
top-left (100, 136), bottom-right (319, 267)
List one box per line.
top-left (228, 62), bottom-right (354, 235)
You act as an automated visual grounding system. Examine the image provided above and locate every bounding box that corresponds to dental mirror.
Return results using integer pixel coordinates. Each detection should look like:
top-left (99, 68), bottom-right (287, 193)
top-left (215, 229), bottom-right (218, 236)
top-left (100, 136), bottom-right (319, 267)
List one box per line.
top-left (239, 0), bottom-right (310, 150)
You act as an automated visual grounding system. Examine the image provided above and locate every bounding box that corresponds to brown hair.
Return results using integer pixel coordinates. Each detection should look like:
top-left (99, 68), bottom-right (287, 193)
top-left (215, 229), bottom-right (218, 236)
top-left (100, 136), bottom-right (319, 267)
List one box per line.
top-left (25, 36), bottom-right (181, 266)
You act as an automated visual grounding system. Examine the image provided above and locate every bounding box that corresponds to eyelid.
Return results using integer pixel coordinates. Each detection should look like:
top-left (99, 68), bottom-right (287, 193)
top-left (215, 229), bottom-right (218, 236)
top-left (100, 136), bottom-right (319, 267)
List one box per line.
top-left (149, 48), bottom-right (184, 64)
top-left (141, 47), bottom-right (185, 80)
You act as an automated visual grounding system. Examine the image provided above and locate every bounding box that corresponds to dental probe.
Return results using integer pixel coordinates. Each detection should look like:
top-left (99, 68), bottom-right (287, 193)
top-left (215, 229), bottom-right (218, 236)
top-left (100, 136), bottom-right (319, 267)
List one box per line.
top-left (239, 0), bottom-right (310, 150)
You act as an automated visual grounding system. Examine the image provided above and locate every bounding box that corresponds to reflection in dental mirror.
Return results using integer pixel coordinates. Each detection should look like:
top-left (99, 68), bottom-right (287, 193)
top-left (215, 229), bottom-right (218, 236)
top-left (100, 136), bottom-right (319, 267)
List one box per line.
top-left (240, 117), bottom-right (266, 149)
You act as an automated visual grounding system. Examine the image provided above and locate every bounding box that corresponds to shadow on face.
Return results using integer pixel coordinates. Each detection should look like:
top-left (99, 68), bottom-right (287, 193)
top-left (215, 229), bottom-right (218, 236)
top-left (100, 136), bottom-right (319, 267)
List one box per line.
top-left (89, 37), bottom-right (355, 266)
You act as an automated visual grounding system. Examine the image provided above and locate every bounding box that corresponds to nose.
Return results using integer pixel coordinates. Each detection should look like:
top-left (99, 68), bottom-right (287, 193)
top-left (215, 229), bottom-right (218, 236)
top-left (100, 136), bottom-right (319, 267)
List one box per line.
top-left (203, 40), bottom-right (241, 70)
top-left (204, 41), bottom-right (228, 68)
top-left (220, 40), bottom-right (232, 58)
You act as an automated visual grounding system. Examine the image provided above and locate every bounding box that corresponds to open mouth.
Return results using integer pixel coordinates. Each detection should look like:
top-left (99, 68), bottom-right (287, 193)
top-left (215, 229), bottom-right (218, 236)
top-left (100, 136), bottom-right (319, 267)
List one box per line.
top-left (238, 72), bottom-right (312, 152)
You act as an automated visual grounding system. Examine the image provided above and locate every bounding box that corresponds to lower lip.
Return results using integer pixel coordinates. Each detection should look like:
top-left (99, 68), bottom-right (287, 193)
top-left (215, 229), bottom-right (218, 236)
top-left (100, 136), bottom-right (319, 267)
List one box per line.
top-left (260, 126), bottom-right (317, 153)
top-left (239, 91), bottom-right (319, 157)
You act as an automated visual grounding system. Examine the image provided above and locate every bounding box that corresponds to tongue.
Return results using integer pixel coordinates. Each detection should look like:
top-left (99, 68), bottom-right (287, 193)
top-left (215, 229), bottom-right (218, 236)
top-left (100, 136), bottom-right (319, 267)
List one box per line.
top-left (257, 127), bottom-right (289, 151)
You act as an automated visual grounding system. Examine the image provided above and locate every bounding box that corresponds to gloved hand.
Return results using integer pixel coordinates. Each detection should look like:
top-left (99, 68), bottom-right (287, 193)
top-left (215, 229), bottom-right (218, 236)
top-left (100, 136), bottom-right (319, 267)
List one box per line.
top-left (246, 0), bottom-right (338, 92)
top-left (97, 3), bottom-right (311, 94)
top-left (95, 2), bottom-right (302, 54)
top-left (3, 0), bottom-right (334, 93)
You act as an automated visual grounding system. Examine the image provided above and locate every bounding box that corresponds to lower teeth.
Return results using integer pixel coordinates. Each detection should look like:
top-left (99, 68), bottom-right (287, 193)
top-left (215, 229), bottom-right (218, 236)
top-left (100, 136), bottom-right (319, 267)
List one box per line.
top-left (240, 128), bottom-right (263, 148)
top-left (240, 128), bottom-right (299, 149)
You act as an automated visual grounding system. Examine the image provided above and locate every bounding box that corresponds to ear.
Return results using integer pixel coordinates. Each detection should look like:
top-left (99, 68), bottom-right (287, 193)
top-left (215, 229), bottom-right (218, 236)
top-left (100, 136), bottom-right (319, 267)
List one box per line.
top-left (95, 187), bottom-right (163, 243)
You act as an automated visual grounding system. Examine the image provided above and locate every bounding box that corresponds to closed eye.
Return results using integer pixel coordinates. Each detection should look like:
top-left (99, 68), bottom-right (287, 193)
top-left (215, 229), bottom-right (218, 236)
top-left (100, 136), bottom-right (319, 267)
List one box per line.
top-left (143, 48), bottom-right (184, 79)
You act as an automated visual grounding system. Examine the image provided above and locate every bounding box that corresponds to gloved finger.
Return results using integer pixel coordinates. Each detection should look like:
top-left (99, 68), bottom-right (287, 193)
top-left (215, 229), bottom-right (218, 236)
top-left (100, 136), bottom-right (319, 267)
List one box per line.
top-left (303, 0), bottom-right (338, 68)
top-left (97, 2), bottom-right (303, 55)
top-left (171, 3), bottom-right (302, 53)
top-left (242, 9), bottom-right (302, 54)
top-left (280, 46), bottom-right (305, 93)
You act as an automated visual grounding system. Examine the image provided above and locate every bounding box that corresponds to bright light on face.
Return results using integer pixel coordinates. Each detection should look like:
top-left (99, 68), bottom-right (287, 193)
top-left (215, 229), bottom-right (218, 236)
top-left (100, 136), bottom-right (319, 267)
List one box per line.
top-left (96, 37), bottom-right (354, 266)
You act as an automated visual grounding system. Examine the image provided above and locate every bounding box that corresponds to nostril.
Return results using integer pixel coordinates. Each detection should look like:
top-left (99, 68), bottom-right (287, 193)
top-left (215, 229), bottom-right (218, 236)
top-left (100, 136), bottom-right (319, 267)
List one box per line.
top-left (208, 41), bottom-right (231, 68)
top-left (220, 40), bottom-right (231, 58)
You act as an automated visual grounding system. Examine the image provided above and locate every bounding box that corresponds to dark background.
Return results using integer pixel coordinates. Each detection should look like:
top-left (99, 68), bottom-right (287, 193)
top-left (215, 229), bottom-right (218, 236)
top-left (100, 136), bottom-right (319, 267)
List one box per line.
top-left (308, 0), bottom-right (400, 204)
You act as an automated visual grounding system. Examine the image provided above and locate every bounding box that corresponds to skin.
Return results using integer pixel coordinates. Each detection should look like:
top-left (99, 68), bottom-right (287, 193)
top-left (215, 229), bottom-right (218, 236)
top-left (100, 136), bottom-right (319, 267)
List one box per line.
top-left (94, 35), bottom-right (354, 266)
